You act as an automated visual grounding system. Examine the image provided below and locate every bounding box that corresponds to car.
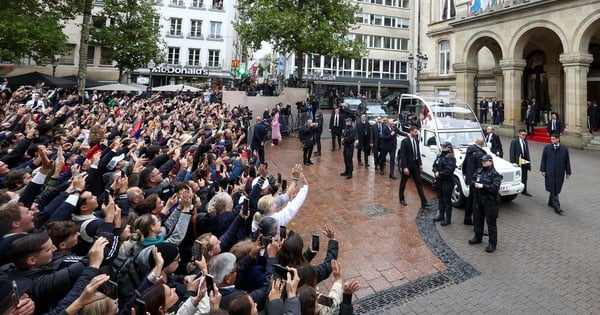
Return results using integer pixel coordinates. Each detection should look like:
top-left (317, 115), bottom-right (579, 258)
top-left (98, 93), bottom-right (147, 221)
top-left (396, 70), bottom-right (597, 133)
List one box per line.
top-left (381, 93), bottom-right (402, 110)
top-left (395, 94), bottom-right (524, 207)
top-left (364, 105), bottom-right (391, 124)
top-left (340, 98), bottom-right (365, 120)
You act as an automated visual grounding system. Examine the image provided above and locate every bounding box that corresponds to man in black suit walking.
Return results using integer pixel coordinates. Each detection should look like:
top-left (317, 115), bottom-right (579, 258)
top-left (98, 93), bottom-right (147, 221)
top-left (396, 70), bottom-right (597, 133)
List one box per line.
top-left (251, 116), bottom-right (267, 163)
top-left (355, 114), bottom-right (372, 167)
top-left (398, 125), bottom-right (428, 208)
top-left (525, 104), bottom-right (536, 136)
top-left (510, 129), bottom-right (532, 196)
top-left (485, 126), bottom-right (503, 158)
top-left (329, 107), bottom-right (343, 151)
top-left (378, 118), bottom-right (398, 179)
top-left (546, 112), bottom-right (563, 136)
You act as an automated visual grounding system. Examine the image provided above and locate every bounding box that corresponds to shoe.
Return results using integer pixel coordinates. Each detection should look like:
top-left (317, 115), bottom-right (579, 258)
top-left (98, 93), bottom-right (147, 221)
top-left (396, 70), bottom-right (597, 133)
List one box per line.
top-left (304, 162), bottom-right (310, 166)
top-left (400, 200), bottom-right (407, 206)
top-left (365, 163), bottom-right (369, 167)
top-left (485, 244), bottom-right (496, 253)
top-left (307, 160), bottom-right (313, 165)
top-left (331, 148), bottom-right (335, 151)
top-left (440, 221), bottom-right (451, 226)
top-left (468, 238), bottom-right (482, 245)
top-left (522, 191), bottom-right (532, 197)
top-left (340, 172), bottom-right (348, 176)
top-left (380, 169), bottom-right (385, 175)
top-left (358, 161), bottom-right (363, 165)
top-left (346, 174), bottom-right (353, 179)
top-left (554, 208), bottom-right (563, 215)
top-left (463, 218), bottom-right (473, 225)
top-left (314, 152), bottom-right (321, 156)
top-left (389, 175), bottom-right (397, 180)
top-left (433, 216), bottom-right (444, 222)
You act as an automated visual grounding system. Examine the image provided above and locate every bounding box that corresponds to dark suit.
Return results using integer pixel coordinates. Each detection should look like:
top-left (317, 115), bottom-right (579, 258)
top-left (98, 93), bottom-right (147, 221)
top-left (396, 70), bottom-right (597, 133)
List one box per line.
top-left (355, 119), bottom-right (371, 165)
top-left (251, 121), bottom-right (267, 163)
top-left (540, 144), bottom-right (571, 212)
top-left (329, 112), bottom-right (343, 149)
top-left (378, 124), bottom-right (398, 176)
top-left (510, 137), bottom-right (531, 193)
top-left (341, 123), bottom-right (356, 175)
top-left (479, 100), bottom-right (489, 123)
top-left (525, 109), bottom-right (536, 136)
top-left (485, 133), bottom-right (503, 158)
top-left (491, 100), bottom-right (500, 124)
top-left (546, 118), bottom-right (563, 136)
top-left (399, 136), bottom-right (427, 205)
top-left (372, 122), bottom-right (383, 166)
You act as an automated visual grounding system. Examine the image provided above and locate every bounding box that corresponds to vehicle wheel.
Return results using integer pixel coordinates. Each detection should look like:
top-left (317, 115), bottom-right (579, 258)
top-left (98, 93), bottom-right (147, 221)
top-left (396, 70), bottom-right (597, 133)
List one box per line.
top-left (500, 194), bottom-right (518, 202)
top-left (451, 176), bottom-right (467, 208)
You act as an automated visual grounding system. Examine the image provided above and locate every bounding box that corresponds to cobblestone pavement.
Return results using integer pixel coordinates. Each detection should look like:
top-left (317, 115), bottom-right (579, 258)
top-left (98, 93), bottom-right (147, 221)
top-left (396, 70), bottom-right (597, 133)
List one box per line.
top-left (265, 132), bottom-right (600, 314)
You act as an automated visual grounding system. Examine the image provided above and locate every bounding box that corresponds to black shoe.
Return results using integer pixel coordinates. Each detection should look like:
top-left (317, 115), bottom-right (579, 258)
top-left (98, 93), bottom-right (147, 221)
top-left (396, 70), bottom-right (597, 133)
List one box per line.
top-left (468, 238), bottom-right (482, 245)
top-left (358, 161), bottom-right (363, 165)
top-left (433, 216), bottom-right (444, 222)
top-left (340, 172), bottom-right (348, 176)
top-left (485, 244), bottom-right (496, 253)
top-left (555, 208), bottom-right (563, 215)
top-left (307, 160), bottom-right (313, 165)
top-left (400, 200), bottom-right (407, 206)
top-left (463, 218), bottom-right (473, 225)
top-left (389, 175), bottom-right (397, 180)
top-left (440, 220), bottom-right (451, 226)
top-left (314, 152), bottom-right (321, 156)
top-left (365, 163), bottom-right (369, 167)
top-left (304, 162), bottom-right (310, 165)
top-left (380, 169), bottom-right (385, 175)
top-left (331, 148), bottom-right (335, 151)
top-left (346, 174), bottom-right (353, 179)
top-left (522, 191), bottom-right (532, 197)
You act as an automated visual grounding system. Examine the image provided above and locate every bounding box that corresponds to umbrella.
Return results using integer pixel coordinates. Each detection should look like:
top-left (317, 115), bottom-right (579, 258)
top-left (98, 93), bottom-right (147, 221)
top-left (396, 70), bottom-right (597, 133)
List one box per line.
top-left (60, 75), bottom-right (103, 88)
top-left (152, 84), bottom-right (201, 92)
top-left (86, 83), bottom-right (144, 92)
top-left (6, 71), bottom-right (76, 89)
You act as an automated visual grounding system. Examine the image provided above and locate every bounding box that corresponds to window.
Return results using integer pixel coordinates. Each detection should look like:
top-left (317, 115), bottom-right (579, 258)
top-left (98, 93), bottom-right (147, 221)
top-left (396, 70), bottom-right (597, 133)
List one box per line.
top-left (208, 50), bottom-right (220, 67)
top-left (189, 48), bottom-right (201, 66)
top-left (441, 0), bottom-right (455, 20)
top-left (92, 16), bottom-right (107, 29)
top-left (398, 0), bottom-right (409, 8)
top-left (168, 47), bottom-right (180, 64)
top-left (212, 0), bottom-right (223, 9)
top-left (87, 46), bottom-right (95, 65)
top-left (399, 38), bottom-right (408, 51)
top-left (397, 18), bottom-right (409, 29)
top-left (191, 0), bottom-right (204, 8)
top-left (170, 0), bottom-right (184, 5)
top-left (354, 13), bottom-right (368, 24)
top-left (209, 21), bottom-right (222, 39)
top-left (439, 40), bottom-right (450, 75)
top-left (170, 18), bottom-right (183, 36)
top-left (61, 44), bottom-right (76, 65)
top-left (100, 47), bottom-right (112, 65)
top-left (190, 20), bottom-right (202, 37)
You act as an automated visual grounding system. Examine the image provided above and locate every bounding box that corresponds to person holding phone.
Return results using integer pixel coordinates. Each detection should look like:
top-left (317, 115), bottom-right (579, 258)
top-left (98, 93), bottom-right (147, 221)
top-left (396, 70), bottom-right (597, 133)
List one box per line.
top-left (266, 267), bottom-right (300, 314)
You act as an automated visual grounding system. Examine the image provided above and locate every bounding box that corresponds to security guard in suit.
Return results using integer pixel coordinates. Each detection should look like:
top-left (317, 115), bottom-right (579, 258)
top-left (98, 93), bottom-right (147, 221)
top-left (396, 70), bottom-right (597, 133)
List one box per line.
top-left (340, 118), bottom-right (356, 179)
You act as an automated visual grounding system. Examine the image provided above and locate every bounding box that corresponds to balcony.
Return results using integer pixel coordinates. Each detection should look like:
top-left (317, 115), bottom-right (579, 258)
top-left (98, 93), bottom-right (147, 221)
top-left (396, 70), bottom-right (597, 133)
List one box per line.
top-left (456, 0), bottom-right (550, 20)
top-left (167, 31), bottom-right (184, 38)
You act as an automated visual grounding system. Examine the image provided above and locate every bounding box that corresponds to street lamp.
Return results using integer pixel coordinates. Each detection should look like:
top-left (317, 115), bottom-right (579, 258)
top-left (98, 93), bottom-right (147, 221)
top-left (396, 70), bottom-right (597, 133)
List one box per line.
top-left (52, 54), bottom-right (61, 77)
top-left (147, 60), bottom-right (156, 87)
top-left (408, 52), bottom-right (428, 93)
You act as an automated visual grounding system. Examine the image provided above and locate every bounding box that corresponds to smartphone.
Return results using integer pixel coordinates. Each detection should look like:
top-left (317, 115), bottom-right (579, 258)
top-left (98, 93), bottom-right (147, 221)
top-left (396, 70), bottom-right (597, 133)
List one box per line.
top-left (311, 235), bottom-right (320, 252)
top-left (98, 279), bottom-right (118, 299)
top-left (261, 235), bottom-right (272, 247)
top-left (205, 274), bottom-right (215, 296)
top-left (279, 226), bottom-right (286, 240)
top-left (193, 240), bottom-right (203, 261)
top-left (220, 164), bottom-right (225, 173)
top-left (103, 190), bottom-right (110, 206)
top-left (317, 294), bottom-right (334, 307)
top-left (134, 298), bottom-right (146, 315)
top-left (120, 169), bottom-right (126, 178)
top-left (273, 264), bottom-right (289, 279)
top-left (11, 280), bottom-right (19, 308)
top-left (243, 198), bottom-right (250, 216)
top-left (277, 172), bottom-right (282, 184)
top-left (281, 179), bottom-right (288, 191)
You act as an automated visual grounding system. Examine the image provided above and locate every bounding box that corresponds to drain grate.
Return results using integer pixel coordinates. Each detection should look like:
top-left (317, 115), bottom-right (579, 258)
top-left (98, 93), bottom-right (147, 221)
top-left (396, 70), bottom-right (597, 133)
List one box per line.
top-left (361, 204), bottom-right (390, 218)
top-left (353, 198), bottom-right (480, 314)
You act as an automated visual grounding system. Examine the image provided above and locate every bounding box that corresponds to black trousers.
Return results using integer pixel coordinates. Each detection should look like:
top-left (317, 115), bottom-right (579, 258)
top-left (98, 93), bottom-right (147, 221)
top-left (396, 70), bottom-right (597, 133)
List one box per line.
top-left (437, 178), bottom-right (454, 221)
top-left (303, 145), bottom-right (314, 163)
top-left (473, 196), bottom-right (498, 246)
top-left (378, 148), bottom-right (395, 175)
top-left (343, 144), bottom-right (354, 173)
top-left (314, 132), bottom-right (322, 153)
top-left (480, 110), bottom-right (488, 123)
top-left (399, 162), bottom-right (427, 204)
top-left (357, 139), bottom-right (371, 163)
top-left (521, 167), bottom-right (529, 192)
top-left (331, 127), bottom-right (341, 149)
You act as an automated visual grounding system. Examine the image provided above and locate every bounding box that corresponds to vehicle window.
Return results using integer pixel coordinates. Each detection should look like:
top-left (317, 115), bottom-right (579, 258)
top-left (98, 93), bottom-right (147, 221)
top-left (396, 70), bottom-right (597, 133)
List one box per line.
top-left (424, 130), bottom-right (436, 147)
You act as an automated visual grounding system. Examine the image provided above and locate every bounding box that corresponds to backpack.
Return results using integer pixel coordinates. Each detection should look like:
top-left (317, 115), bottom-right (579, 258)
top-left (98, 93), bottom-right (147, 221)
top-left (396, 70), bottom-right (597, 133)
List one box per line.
top-left (109, 245), bottom-right (144, 308)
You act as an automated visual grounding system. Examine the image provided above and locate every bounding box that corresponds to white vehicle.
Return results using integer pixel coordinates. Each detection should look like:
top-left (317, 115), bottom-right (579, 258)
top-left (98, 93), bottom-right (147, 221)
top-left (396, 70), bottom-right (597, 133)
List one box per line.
top-left (396, 94), bottom-right (524, 207)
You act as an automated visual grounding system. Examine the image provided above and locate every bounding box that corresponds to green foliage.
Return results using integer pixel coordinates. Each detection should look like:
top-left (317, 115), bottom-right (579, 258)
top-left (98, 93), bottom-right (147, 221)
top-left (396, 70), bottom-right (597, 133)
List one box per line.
top-left (0, 0), bottom-right (80, 63)
top-left (234, 0), bottom-right (366, 82)
top-left (91, 0), bottom-right (165, 78)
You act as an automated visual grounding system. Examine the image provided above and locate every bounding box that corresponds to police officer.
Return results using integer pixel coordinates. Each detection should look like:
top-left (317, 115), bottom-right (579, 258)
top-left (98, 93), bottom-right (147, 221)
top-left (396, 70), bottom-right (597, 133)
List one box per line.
top-left (340, 118), bottom-right (356, 179)
top-left (432, 142), bottom-right (456, 226)
top-left (469, 154), bottom-right (503, 253)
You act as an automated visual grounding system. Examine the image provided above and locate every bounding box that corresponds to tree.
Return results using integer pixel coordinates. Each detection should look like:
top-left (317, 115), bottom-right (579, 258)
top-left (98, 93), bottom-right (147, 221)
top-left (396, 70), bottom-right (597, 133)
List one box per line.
top-left (91, 0), bottom-right (165, 83)
top-left (0, 0), bottom-right (80, 64)
top-left (234, 0), bottom-right (366, 86)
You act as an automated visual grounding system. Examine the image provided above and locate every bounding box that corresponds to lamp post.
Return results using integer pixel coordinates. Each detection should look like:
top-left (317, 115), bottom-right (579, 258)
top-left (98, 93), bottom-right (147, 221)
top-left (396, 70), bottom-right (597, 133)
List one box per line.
top-left (147, 60), bottom-right (156, 87)
top-left (52, 54), bottom-right (61, 77)
top-left (408, 52), bottom-right (428, 93)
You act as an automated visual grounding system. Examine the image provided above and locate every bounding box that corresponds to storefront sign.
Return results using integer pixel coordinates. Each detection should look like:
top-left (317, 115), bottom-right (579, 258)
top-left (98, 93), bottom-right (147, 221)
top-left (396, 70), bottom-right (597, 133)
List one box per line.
top-left (305, 75), bottom-right (335, 81)
top-left (151, 66), bottom-right (209, 76)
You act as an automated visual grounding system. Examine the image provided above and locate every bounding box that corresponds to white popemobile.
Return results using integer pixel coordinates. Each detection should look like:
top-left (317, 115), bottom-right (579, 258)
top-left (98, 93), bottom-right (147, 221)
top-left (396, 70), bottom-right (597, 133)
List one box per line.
top-left (396, 94), bottom-right (524, 207)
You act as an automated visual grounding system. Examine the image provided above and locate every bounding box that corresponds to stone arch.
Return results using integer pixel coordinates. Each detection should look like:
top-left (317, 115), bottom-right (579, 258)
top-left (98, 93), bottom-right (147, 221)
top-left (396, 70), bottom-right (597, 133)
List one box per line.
top-left (572, 12), bottom-right (600, 53)
top-left (510, 21), bottom-right (568, 60)
top-left (462, 31), bottom-right (505, 65)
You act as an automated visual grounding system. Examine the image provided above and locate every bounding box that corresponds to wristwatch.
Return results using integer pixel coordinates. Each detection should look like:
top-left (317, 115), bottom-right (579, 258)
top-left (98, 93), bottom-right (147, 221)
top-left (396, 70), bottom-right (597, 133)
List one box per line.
top-left (69, 189), bottom-right (83, 195)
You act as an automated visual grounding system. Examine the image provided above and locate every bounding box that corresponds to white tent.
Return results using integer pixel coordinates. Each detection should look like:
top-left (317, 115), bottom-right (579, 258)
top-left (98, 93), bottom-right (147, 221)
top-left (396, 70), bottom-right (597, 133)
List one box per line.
top-left (152, 84), bottom-right (201, 92)
top-left (86, 83), bottom-right (144, 92)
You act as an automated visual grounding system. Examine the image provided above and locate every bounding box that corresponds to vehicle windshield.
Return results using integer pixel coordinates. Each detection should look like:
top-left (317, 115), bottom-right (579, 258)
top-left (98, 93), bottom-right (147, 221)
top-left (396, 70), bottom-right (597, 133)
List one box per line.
top-left (400, 95), bottom-right (480, 130)
top-left (437, 130), bottom-right (484, 148)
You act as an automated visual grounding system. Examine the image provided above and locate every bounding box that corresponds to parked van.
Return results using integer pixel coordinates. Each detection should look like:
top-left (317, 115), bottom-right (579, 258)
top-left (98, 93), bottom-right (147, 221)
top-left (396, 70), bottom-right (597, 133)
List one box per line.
top-left (396, 94), bottom-right (523, 207)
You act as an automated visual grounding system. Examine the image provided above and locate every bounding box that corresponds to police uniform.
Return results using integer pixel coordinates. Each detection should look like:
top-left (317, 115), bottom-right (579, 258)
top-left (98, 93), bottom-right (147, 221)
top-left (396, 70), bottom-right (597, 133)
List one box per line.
top-left (432, 142), bottom-right (456, 226)
top-left (469, 154), bottom-right (503, 253)
top-left (340, 118), bottom-right (356, 179)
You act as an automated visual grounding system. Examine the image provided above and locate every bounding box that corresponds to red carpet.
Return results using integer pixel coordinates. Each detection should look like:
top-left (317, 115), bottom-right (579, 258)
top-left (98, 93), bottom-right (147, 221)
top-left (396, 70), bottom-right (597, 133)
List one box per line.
top-left (528, 127), bottom-right (552, 143)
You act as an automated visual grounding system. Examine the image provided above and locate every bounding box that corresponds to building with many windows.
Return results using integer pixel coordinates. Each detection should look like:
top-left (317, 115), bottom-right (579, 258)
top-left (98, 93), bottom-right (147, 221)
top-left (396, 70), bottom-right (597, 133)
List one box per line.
top-left (415, 0), bottom-right (600, 148)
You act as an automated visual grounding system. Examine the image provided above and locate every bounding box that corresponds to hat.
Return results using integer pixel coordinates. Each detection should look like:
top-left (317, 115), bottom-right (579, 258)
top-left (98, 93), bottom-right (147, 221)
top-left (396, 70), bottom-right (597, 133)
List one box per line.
top-left (252, 176), bottom-right (270, 190)
top-left (441, 141), bottom-right (453, 149)
top-left (345, 118), bottom-right (353, 123)
top-left (0, 276), bottom-right (32, 313)
top-left (480, 154), bottom-right (494, 162)
top-left (148, 243), bottom-right (180, 268)
top-left (107, 153), bottom-right (125, 171)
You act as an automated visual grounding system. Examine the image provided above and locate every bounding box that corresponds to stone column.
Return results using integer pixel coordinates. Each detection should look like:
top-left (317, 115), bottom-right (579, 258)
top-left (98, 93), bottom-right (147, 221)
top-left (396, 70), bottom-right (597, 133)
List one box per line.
top-left (559, 53), bottom-right (593, 142)
top-left (453, 62), bottom-right (478, 107)
top-left (494, 67), bottom-right (504, 100)
top-left (499, 58), bottom-right (526, 132)
top-left (544, 63), bottom-right (562, 118)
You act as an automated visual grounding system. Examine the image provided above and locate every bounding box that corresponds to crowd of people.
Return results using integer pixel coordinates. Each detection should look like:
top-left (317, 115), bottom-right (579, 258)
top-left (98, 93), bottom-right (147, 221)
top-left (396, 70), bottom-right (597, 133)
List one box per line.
top-left (0, 80), bottom-right (360, 315)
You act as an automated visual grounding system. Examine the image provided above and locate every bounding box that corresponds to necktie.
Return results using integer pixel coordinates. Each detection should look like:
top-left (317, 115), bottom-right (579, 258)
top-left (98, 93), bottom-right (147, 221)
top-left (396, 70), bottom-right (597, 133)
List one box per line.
top-left (412, 138), bottom-right (418, 160)
top-left (335, 115), bottom-right (338, 127)
top-left (554, 145), bottom-right (558, 150)
top-left (521, 139), bottom-right (527, 156)
top-left (378, 124), bottom-right (382, 136)
top-left (33, 100), bottom-right (38, 109)
top-left (552, 120), bottom-right (556, 131)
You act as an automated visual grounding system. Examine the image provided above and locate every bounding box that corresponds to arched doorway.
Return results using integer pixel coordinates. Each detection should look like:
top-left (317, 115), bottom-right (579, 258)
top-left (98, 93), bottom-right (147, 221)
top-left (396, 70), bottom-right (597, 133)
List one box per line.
top-left (523, 50), bottom-right (549, 123)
